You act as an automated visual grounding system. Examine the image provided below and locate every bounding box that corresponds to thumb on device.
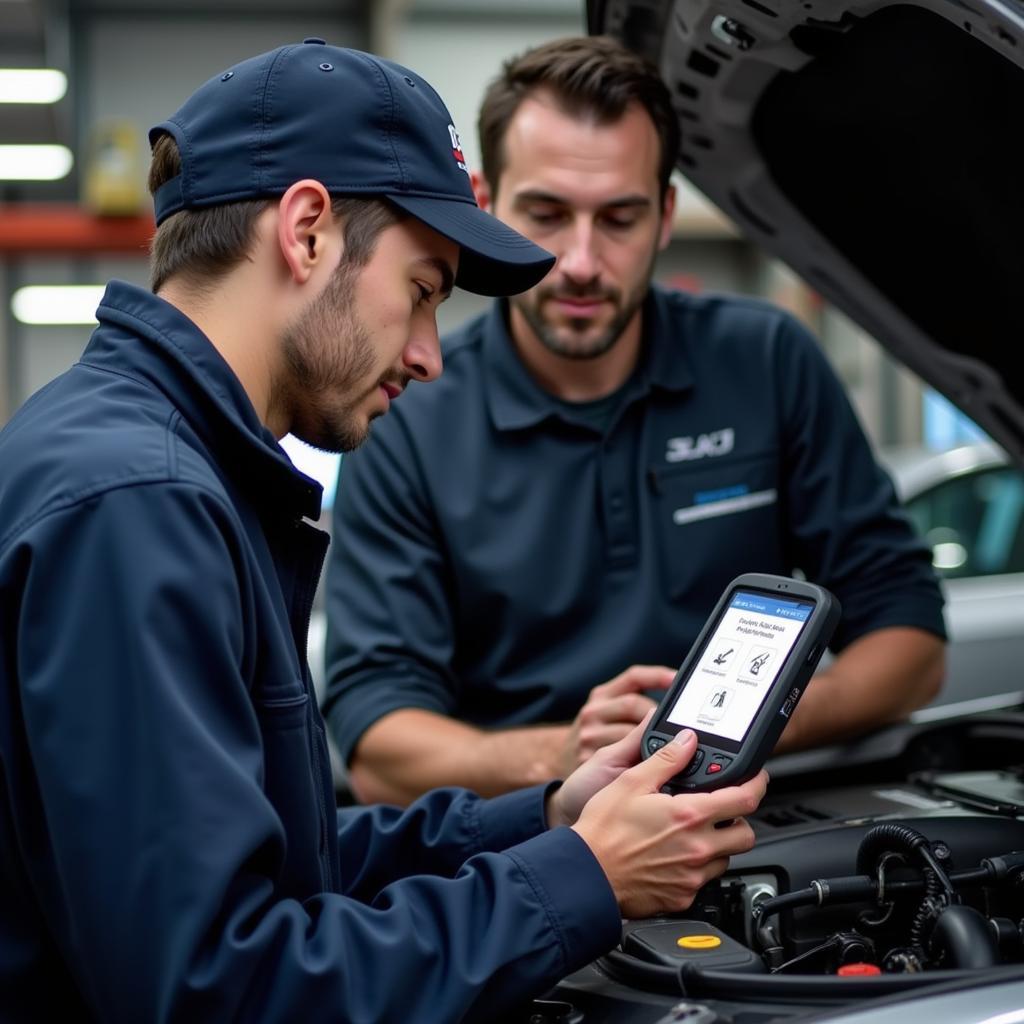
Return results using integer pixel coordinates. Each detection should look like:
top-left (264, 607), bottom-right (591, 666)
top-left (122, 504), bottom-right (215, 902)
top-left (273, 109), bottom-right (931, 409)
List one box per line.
top-left (622, 728), bottom-right (698, 793)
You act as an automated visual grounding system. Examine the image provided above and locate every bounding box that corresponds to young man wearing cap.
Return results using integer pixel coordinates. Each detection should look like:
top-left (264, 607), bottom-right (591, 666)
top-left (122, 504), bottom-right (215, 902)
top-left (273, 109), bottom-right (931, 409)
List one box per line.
top-left (0, 41), bottom-right (768, 1023)
top-left (322, 35), bottom-right (948, 805)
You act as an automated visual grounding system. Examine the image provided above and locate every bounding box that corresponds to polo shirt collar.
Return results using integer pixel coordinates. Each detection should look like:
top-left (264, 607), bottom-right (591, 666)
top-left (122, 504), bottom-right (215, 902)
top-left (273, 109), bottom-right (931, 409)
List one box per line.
top-left (483, 285), bottom-right (693, 432)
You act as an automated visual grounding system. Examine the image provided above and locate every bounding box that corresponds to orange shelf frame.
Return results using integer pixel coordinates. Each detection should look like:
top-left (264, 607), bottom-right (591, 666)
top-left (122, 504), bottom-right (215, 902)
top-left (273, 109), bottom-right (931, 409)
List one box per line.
top-left (0, 204), bottom-right (154, 254)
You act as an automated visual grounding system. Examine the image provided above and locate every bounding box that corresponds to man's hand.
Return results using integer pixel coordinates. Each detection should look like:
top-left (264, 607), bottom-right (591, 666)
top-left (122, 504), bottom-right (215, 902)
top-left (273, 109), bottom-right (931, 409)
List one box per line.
top-left (349, 665), bottom-right (673, 806)
top-left (548, 710), bottom-right (662, 829)
top-left (568, 727), bottom-right (767, 920)
top-left (558, 664), bottom-right (676, 778)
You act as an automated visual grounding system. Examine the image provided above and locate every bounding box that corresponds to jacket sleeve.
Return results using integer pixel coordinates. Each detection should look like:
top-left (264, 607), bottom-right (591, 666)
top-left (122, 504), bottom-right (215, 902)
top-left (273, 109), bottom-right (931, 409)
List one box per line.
top-left (322, 410), bottom-right (460, 763)
top-left (14, 483), bottom-right (620, 1024)
top-left (333, 783), bottom-right (565, 899)
top-left (772, 314), bottom-right (947, 650)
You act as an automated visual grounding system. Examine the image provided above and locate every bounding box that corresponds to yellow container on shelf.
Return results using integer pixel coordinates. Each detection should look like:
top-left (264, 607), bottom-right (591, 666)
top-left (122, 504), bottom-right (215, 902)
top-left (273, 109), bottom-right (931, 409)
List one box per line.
top-left (83, 120), bottom-right (145, 216)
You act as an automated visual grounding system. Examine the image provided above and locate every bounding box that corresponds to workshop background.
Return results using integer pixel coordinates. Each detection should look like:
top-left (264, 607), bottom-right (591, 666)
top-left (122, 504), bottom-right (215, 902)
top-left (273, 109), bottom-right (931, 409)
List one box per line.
top-left (1, 0), bottom-right (970, 452)
top-left (3, 0), bottom-right (1017, 725)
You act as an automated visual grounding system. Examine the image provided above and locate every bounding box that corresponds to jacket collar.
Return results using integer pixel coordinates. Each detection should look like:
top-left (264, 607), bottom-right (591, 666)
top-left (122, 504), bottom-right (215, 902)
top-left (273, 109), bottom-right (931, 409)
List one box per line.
top-left (86, 281), bottom-right (322, 520)
top-left (483, 285), bottom-right (694, 433)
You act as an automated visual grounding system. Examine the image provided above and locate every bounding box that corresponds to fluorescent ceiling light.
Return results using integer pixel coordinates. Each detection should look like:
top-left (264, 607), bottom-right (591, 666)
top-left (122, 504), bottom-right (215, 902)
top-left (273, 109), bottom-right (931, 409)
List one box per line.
top-left (0, 69), bottom-right (67, 104)
top-left (12, 285), bottom-right (105, 325)
top-left (0, 145), bottom-right (73, 180)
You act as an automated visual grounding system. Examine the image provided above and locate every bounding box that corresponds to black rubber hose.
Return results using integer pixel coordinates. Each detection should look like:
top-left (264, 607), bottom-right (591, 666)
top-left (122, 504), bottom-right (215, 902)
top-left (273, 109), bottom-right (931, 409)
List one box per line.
top-left (756, 867), bottom-right (993, 924)
top-left (982, 852), bottom-right (1024, 881)
top-left (754, 887), bottom-right (815, 954)
top-left (928, 904), bottom-right (1001, 969)
top-left (597, 948), bottom-right (683, 995)
top-left (855, 823), bottom-right (951, 948)
top-left (754, 864), bottom-right (997, 935)
top-left (751, 857), bottom-right (1002, 958)
top-left (856, 823), bottom-right (955, 896)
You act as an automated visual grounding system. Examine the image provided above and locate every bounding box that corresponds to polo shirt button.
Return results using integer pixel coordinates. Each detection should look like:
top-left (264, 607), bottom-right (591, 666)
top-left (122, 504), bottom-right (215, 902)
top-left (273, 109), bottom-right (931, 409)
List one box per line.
top-left (610, 495), bottom-right (624, 511)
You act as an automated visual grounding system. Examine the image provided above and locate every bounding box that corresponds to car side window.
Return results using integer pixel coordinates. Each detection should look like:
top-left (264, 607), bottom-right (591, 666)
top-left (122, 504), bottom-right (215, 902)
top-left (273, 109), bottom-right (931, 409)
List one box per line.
top-left (904, 467), bottom-right (1024, 579)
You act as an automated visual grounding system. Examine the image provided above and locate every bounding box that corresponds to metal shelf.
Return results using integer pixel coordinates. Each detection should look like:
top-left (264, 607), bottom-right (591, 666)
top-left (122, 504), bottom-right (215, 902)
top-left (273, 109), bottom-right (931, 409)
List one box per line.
top-left (0, 204), bottom-right (153, 254)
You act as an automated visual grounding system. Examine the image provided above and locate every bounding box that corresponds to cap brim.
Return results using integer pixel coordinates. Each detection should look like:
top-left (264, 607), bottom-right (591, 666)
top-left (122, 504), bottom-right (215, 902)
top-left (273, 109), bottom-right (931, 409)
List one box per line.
top-left (387, 194), bottom-right (555, 297)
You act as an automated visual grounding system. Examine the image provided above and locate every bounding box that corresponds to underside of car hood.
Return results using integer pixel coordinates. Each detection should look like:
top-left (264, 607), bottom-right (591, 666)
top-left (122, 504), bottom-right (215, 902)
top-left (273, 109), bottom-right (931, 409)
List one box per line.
top-left (588, 0), bottom-right (1024, 465)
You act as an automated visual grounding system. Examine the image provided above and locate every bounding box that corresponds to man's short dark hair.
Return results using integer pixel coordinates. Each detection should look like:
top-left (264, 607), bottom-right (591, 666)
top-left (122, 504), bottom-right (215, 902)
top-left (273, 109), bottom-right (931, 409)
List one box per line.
top-left (478, 35), bottom-right (680, 200)
top-left (147, 133), bottom-right (403, 294)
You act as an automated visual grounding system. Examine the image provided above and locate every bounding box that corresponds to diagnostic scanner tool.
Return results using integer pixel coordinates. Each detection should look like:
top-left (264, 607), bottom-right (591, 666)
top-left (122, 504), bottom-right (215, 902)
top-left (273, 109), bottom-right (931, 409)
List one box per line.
top-left (643, 573), bottom-right (840, 792)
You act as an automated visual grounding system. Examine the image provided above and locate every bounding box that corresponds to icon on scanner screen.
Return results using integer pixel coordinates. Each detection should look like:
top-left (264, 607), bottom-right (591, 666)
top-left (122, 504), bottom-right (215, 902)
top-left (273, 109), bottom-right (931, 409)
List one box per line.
top-left (701, 686), bottom-right (733, 721)
top-left (711, 645), bottom-right (737, 669)
top-left (740, 647), bottom-right (775, 681)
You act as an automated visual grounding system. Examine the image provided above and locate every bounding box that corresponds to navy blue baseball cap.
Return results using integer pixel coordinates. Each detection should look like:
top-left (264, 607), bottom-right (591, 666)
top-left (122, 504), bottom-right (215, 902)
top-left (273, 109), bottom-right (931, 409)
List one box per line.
top-left (149, 39), bottom-right (554, 297)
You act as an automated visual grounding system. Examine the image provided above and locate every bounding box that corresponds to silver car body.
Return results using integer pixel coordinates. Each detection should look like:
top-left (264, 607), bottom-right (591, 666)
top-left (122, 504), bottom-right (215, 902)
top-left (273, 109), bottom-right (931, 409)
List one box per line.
top-left (881, 443), bottom-right (1024, 720)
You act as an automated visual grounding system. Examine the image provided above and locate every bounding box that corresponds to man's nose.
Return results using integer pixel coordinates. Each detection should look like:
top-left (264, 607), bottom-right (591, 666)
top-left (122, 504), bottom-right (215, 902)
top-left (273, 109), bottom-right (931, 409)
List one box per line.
top-left (403, 319), bottom-right (443, 383)
top-left (558, 220), bottom-right (600, 284)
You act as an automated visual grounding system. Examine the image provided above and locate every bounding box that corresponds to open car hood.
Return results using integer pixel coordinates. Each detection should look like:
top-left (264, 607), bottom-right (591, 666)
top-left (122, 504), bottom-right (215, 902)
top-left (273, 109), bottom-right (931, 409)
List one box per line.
top-left (588, 0), bottom-right (1024, 465)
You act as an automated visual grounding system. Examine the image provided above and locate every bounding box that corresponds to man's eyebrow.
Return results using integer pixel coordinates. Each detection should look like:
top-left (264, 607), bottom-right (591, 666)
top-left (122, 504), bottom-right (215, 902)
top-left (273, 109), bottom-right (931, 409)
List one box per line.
top-left (421, 256), bottom-right (455, 298)
top-left (512, 189), bottom-right (652, 211)
top-left (602, 196), bottom-right (652, 211)
top-left (512, 189), bottom-right (566, 206)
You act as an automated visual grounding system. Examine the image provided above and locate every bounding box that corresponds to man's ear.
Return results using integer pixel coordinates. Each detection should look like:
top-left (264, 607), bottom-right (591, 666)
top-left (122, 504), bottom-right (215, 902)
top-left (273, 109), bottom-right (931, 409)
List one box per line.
top-left (658, 183), bottom-right (677, 251)
top-left (470, 170), bottom-right (492, 213)
top-left (277, 180), bottom-right (334, 284)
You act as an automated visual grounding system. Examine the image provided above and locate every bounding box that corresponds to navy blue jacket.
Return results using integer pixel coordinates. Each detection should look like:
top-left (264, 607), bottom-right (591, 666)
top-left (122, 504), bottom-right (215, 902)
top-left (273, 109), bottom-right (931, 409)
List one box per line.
top-left (0, 282), bottom-right (619, 1022)
top-left (324, 288), bottom-right (945, 761)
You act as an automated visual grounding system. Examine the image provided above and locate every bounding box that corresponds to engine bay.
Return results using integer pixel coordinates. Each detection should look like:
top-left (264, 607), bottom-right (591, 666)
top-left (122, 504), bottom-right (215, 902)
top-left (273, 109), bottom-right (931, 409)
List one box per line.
top-left (519, 711), bottom-right (1024, 1023)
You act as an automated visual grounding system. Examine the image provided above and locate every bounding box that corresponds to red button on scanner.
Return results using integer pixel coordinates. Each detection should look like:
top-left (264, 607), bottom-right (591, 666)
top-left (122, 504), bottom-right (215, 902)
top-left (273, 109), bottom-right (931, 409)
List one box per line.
top-left (706, 763), bottom-right (723, 774)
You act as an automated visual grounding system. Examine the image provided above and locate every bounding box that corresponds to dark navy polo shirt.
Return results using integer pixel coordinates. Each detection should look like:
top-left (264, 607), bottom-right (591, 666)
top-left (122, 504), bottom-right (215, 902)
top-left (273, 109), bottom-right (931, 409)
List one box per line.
top-left (323, 286), bottom-right (946, 763)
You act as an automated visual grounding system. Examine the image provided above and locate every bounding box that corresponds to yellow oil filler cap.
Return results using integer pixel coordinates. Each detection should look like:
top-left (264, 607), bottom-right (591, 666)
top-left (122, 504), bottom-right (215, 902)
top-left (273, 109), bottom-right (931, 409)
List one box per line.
top-left (677, 934), bottom-right (722, 950)
top-left (622, 921), bottom-right (764, 972)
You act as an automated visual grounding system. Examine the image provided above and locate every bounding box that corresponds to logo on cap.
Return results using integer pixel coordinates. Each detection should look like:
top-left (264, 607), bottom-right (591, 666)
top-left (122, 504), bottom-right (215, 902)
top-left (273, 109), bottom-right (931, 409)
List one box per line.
top-left (448, 124), bottom-right (468, 175)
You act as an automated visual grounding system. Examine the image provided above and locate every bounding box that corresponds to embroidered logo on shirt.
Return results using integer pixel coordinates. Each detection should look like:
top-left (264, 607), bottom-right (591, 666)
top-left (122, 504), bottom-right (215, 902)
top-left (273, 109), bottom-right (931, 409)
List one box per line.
top-left (673, 488), bottom-right (777, 525)
top-left (666, 428), bottom-right (735, 463)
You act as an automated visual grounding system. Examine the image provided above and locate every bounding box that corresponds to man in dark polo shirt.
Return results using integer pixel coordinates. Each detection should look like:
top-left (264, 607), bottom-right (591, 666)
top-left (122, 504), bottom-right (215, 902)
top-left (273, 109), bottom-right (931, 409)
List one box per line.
top-left (322, 35), bottom-right (947, 806)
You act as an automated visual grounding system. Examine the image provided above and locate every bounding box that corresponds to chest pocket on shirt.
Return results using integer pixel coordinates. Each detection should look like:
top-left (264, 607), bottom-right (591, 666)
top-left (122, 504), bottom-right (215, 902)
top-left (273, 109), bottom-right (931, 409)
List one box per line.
top-left (650, 451), bottom-right (784, 603)
top-left (254, 687), bottom-right (326, 896)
